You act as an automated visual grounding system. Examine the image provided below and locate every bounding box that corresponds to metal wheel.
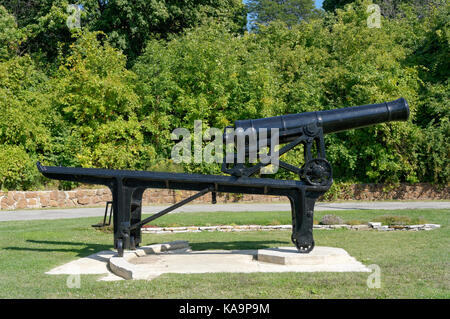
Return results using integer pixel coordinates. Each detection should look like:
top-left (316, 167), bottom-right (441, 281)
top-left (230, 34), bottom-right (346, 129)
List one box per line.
top-left (303, 158), bottom-right (332, 186)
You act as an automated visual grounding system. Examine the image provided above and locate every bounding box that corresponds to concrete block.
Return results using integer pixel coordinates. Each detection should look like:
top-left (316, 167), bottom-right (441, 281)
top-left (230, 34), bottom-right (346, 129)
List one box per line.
top-left (257, 247), bottom-right (354, 265)
top-left (109, 257), bottom-right (134, 280)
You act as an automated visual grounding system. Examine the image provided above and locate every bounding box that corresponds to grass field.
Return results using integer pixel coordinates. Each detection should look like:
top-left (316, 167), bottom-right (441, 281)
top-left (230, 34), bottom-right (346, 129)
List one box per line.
top-left (0, 209), bottom-right (448, 298)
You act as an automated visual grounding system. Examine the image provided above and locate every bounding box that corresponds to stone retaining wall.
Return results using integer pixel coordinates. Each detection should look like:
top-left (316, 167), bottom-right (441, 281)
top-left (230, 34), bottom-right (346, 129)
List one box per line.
top-left (0, 183), bottom-right (448, 210)
top-left (328, 183), bottom-right (449, 201)
top-left (140, 223), bottom-right (441, 234)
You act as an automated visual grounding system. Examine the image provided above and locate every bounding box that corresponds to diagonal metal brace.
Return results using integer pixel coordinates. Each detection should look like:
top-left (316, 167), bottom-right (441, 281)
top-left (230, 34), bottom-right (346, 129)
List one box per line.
top-left (240, 135), bottom-right (306, 177)
top-left (128, 186), bottom-right (213, 231)
top-left (91, 201), bottom-right (113, 227)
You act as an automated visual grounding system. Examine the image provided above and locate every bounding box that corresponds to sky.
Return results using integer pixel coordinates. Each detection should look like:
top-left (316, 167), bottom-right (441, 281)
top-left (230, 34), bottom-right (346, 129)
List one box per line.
top-left (315, 0), bottom-right (324, 8)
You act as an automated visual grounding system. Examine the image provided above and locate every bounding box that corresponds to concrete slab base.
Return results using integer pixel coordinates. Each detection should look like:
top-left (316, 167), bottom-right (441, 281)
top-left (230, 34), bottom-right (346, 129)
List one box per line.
top-left (46, 241), bottom-right (370, 282)
top-left (46, 250), bottom-right (116, 275)
top-left (109, 242), bottom-right (370, 280)
top-left (45, 241), bottom-right (192, 281)
top-left (46, 250), bottom-right (124, 281)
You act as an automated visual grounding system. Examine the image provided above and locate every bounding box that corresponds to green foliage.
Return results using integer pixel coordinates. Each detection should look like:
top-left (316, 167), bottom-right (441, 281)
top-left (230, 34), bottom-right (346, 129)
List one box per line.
top-left (322, 0), bottom-right (354, 11)
top-left (1, 0), bottom-right (246, 65)
top-left (0, 53), bottom-right (62, 190)
top-left (0, 55), bottom-right (55, 155)
top-left (322, 0), bottom-right (447, 17)
top-left (0, 5), bottom-right (25, 61)
top-left (416, 117), bottom-right (450, 184)
top-left (133, 22), bottom-right (283, 174)
top-left (248, 2), bottom-right (422, 183)
top-left (0, 0), bottom-right (447, 190)
top-left (0, 145), bottom-right (40, 190)
top-left (94, 0), bottom-right (247, 64)
top-left (321, 182), bottom-right (355, 201)
top-left (51, 32), bottom-right (155, 169)
top-left (54, 32), bottom-right (138, 125)
top-left (246, 0), bottom-right (316, 29)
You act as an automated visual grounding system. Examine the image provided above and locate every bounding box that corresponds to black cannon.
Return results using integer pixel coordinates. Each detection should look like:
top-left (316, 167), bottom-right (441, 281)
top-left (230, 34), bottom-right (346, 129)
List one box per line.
top-left (37, 98), bottom-right (409, 257)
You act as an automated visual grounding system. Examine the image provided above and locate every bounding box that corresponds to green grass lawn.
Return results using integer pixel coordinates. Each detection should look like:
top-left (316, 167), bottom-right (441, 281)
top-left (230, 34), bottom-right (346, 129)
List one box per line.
top-left (0, 209), bottom-right (448, 298)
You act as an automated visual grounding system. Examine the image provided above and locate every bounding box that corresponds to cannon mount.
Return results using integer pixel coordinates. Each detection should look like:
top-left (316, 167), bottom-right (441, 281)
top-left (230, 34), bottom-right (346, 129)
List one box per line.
top-left (36, 98), bottom-right (409, 257)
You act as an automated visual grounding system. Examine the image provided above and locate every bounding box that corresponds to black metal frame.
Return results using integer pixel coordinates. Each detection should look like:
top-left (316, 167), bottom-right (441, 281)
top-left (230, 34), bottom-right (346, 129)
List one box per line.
top-left (37, 159), bottom-right (329, 256)
top-left (36, 98), bottom-right (409, 257)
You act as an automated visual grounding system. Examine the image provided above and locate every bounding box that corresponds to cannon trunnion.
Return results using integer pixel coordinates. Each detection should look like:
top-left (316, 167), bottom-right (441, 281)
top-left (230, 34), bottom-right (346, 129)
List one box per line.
top-left (37, 98), bottom-right (410, 257)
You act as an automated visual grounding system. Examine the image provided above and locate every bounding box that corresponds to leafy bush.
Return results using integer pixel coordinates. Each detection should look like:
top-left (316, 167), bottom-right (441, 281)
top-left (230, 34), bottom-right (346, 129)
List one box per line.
top-left (0, 145), bottom-right (40, 190)
top-left (51, 32), bottom-right (155, 170)
top-left (133, 22), bottom-right (283, 174)
top-left (0, 1), bottom-right (448, 191)
top-left (0, 5), bottom-right (25, 62)
top-left (132, 1), bottom-right (447, 185)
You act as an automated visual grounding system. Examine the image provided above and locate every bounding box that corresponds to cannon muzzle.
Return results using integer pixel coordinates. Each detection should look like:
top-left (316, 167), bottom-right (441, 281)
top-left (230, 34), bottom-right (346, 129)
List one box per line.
top-left (229, 98), bottom-right (409, 145)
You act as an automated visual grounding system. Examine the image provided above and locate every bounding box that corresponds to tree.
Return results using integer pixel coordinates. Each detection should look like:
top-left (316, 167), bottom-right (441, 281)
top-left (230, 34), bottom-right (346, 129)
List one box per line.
top-left (246, 0), bottom-right (316, 29)
top-left (0, 5), bottom-right (26, 61)
top-left (94, 0), bottom-right (247, 65)
top-left (322, 0), bottom-right (354, 11)
top-left (132, 22), bottom-right (283, 174)
top-left (250, 1), bottom-right (424, 183)
top-left (0, 0), bottom-right (78, 63)
top-left (322, 0), bottom-right (447, 18)
top-left (51, 31), bottom-right (155, 169)
top-left (0, 0), bottom-right (247, 65)
top-left (0, 53), bottom-right (57, 189)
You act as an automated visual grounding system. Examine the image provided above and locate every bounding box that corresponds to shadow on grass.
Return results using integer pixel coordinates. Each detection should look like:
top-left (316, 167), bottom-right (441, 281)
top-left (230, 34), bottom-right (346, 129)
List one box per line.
top-left (4, 239), bottom-right (112, 258)
top-left (189, 240), bottom-right (288, 251)
top-left (4, 239), bottom-right (290, 257)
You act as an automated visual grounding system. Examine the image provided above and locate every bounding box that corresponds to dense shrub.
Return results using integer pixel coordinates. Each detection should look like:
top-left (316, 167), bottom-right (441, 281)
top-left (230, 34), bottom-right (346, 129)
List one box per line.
top-left (132, 22), bottom-right (283, 174)
top-left (0, 56), bottom-right (54, 154)
top-left (133, 1), bottom-right (444, 184)
top-left (51, 32), bottom-right (155, 170)
top-left (0, 145), bottom-right (40, 190)
top-left (0, 6), bottom-right (25, 62)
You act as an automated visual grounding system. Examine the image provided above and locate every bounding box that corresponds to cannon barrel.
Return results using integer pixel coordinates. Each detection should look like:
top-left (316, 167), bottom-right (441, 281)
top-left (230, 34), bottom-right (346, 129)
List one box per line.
top-left (230, 98), bottom-right (409, 145)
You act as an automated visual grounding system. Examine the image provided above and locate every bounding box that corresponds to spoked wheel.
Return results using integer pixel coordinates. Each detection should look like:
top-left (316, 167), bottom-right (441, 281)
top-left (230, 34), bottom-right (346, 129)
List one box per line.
top-left (303, 158), bottom-right (332, 186)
